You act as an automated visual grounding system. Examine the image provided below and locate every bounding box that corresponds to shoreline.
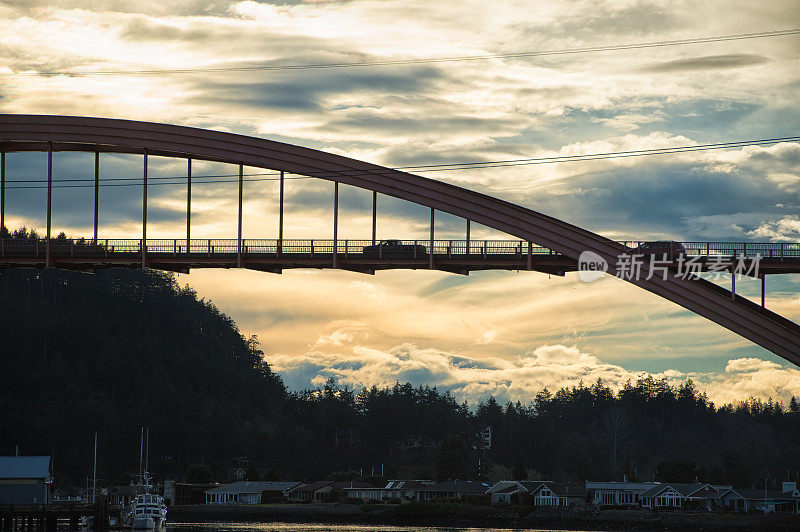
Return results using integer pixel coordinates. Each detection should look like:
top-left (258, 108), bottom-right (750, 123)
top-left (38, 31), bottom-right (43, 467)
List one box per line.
top-left (168, 502), bottom-right (800, 531)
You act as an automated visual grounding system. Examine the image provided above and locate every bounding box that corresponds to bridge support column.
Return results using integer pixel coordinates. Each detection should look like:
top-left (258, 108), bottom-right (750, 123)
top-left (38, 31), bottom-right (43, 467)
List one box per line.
top-left (465, 219), bottom-right (470, 255)
top-left (46, 142), bottom-right (53, 268)
top-left (333, 181), bottom-right (338, 269)
top-left (761, 274), bottom-right (766, 307)
top-left (1, 150), bottom-right (5, 235)
top-left (372, 190), bottom-right (377, 245)
top-left (278, 171), bottom-right (284, 254)
top-left (1, 149), bottom-right (4, 256)
top-left (429, 208), bottom-right (434, 269)
top-left (527, 241), bottom-right (532, 270)
top-left (142, 151), bottom-right (148, 269)
top-left (237, 163), bottom-right (243, 268)
top-left (731, 272), bottom-right (736, 300)
top-left (186, 158), bottom-right (191, 249)
top-left (93, 152), bottom-right (99, 242)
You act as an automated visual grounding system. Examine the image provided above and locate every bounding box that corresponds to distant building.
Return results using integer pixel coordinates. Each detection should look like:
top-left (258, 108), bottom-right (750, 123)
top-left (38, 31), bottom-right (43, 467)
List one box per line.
top-left (0, 456), bottom-right (52, 505)
top-left (640, 483), bottom-right (693, 509)
top-left (108, 485), bottom-right (139, 508)
top-left (205, 481), bottom-right (300, 504)
top-left (415, 480), bottom-right (491, 502)
top-left (344, 480), bottom-right (435, 502)
top-left (486, 481), bottom-right (529, 504)
top-left (528, 481), bottom-right (587, 507)
top-left (585, 481), bottom-right (657, 506)
top-left (287, 481), bottom-right (373, 503)
top-left (719, 483), bottom-right (800, 514)
top-left (487, 480), bottom-right (586, 506)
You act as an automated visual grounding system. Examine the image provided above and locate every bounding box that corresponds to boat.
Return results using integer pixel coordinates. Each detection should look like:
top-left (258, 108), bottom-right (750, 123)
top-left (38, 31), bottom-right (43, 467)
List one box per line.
top-left (131, 486), bottom-right (166, 529)
top-left (128, 428), bottom-right (167, 529)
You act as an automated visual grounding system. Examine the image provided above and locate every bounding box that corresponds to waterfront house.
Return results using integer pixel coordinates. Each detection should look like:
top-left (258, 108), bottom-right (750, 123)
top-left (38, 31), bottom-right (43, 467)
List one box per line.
top-left (486, 481), bottom-right (530, 504)
top-left (640, 483), bottom-right (734, 510)
top-left (344, 480), bottom-right (434, 502)
top-left (205, 481), bottom-right (300, 504)
top-left (640, 483), bottom-right (692, 509)
top-left (528, 481), bottom-right (587, 507)
top-left (719, 482), bottom-right (800, 514)
top-left (0, 456), bottom-right (52, 505)
top-left (683, 483), bottom-right (732, 511)
top-left (585, 481), bottom-right (657, 507)
top-left (171, 482), bottom-right (217, 505)
top-left (287, 481), bottom-right (373, 503)
top-left (487, 480), bottom-right (586, 506)
top-left (415, 480), bottom-right (491, 502)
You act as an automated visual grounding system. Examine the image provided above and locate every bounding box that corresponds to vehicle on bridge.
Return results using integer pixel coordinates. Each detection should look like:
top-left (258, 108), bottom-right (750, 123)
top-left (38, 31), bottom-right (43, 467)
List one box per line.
top-left (362, 239), bottom-right (428, 258)
top-left (632, 240), bottom-right (687, 260)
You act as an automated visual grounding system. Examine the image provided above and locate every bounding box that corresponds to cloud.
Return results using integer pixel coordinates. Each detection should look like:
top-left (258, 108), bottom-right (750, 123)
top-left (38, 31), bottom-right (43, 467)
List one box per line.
top-left (268, 331), bottom-right (800, 406)
top-left (746, 215), bottom-right (800, 241)
top-left (191, 67), bottom-right (447, 111)
top-left (642, 54), bottom-right (770, 73)
top-left (725, 357), bottom-right (782, 372)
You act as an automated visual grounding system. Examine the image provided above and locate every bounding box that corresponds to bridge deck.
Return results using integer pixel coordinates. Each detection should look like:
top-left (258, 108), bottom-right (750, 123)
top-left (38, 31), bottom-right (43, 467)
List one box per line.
top-left (1, 239), bottom-right (798, 275)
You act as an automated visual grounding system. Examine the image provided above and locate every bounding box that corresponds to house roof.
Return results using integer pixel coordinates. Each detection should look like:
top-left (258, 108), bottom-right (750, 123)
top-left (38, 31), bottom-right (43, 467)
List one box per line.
top-left (293, 481), bottom-right (334, 493)
top-left (518, 481), bottom-right (545, 492)
top-left (0, 456), bottom-right (51, 479)
top-left (529, 481), bottom-right (587, 498)
top-left (205, 481), bottom-right (300, 494)
top-left (425, 480), bottom-right (491, 494)
top-left (383, 480), bottom-right (434, 490)
top-left (585, 481), bottom-right (657, 491)
top-left (724, 488), bottom-right (800, 501)
top-left (486, 481), bottom-right (524, 493)
top-left (333, 481), bottom-right (374, 490)
top-left (686, 484), bottom-right (732, 498)
top-left (643, 483), bottom-right (707, 498)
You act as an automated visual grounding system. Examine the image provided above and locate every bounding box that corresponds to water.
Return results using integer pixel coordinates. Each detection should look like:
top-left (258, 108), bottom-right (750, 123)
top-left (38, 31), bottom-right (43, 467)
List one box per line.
top-left (168, 524), bottom-right (574, 532)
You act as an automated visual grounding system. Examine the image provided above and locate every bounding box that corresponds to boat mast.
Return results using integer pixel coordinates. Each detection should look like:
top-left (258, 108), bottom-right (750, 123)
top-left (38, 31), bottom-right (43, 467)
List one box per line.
top-left (138, 427), bottom-right (144, 490)
top-left (92, 430), bottom-right (98, 504)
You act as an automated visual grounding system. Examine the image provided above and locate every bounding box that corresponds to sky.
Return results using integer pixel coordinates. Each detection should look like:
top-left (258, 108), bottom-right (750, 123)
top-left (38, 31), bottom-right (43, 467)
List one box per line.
top-left (2, 0), bottom-right (800, 406)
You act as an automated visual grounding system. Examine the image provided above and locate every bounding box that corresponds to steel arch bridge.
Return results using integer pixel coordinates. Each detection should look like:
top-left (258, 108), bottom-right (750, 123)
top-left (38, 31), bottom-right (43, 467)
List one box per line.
top-left (1, 114), bottom-right (799, 366)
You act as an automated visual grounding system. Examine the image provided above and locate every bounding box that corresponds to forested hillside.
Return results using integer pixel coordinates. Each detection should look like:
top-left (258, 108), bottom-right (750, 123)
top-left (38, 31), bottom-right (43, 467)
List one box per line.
top-left (1, 268), bottom-right (798, 491)
top-left (0, 268), bottom-right (287, 486)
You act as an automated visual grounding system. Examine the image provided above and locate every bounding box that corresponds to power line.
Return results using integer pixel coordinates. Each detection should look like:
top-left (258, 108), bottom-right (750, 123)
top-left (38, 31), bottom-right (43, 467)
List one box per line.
top-left (393, 136), bottom-right (800, 172)
top-left (3, 135), bottom-right (798, 190)
top-left (3, 28), bottom-right (798, 77)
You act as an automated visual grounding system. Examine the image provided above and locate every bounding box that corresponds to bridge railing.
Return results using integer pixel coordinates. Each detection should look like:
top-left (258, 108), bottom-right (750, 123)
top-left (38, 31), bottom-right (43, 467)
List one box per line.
top-left (0, 238), bottom-right (559, 257)
top-left (2, 238), bottom-right (800, 259)
top-left (621, 241), bottom-right (800, 259)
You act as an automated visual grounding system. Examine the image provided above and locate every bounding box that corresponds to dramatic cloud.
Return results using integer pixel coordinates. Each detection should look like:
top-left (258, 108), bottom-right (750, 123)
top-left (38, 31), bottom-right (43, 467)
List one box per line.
top-left (268, 330), bottom-right (800, 406)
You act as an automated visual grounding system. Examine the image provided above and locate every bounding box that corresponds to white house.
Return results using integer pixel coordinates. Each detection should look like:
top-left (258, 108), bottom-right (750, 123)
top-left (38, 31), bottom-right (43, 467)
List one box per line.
top-left (529, 481), bottom-right (586, 507)
top-left (641, 483), bottom-right (689, 508)
top-left (487, 481), bottom-right (586, 506)
top-left (345, 480), bottom-right (434, 502)
top-left (486, 481), bottom-right (530, 504)
top-left (585, 481), bottom-right (658, 506)
top-left (205, 481), bottom-right (300, 504)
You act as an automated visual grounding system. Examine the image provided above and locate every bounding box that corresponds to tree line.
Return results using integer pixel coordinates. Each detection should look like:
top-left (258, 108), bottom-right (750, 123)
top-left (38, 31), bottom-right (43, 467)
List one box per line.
top-left (0, 267), bottom-right (797, 492)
